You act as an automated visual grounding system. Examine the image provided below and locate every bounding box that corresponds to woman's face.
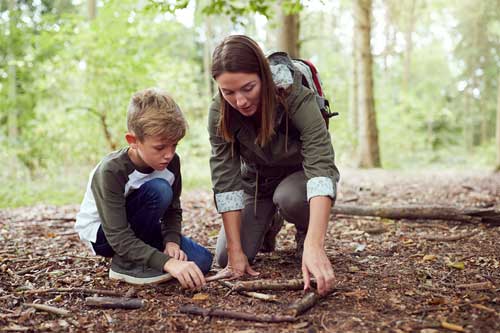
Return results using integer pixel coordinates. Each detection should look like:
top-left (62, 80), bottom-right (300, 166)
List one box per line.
top-left (216, 72), bottom-right (262, 117)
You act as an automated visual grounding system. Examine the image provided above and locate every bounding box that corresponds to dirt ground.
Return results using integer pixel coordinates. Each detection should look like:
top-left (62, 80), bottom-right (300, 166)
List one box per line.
top-left (0, 169), bottom-right (499, 332)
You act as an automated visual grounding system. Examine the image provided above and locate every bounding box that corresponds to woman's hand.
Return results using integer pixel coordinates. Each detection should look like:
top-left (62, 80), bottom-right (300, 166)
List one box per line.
top-left (164, 242), bottom-right (187, 261)
top-left (302, 243), bottom-right (335, 295)
top-left (163, 258), bottom-right (205, 289)
top-left (224, 249), bottom-right (260, 279)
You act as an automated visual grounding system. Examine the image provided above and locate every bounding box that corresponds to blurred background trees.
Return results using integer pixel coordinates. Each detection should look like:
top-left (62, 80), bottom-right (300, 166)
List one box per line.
top-left (0, 0), bottom-right (499, 207)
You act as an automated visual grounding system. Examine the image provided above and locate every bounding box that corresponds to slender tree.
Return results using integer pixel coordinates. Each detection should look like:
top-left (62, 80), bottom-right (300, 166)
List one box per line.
top-left (496, 74), bottom-right (500, 171)
top-left (278, 11), bottom-right (300, 58)
top-left (7, 0), bottom-right (18, 142)
top-left (354, 0), bottom-right (380, 168)
top-left (350, 30), bottom-right (359, 148)
top-left (88, 0), bottom-right (96, 20)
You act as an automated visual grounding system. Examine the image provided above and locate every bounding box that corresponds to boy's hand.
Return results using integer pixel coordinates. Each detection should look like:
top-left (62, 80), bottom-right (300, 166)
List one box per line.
top-left (163, 258), bottom-right (206, 289)
top-left (164, 242), bottom-right (187, 261)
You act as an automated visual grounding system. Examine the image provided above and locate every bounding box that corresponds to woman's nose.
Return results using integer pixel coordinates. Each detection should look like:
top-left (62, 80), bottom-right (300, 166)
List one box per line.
top-left (235, 93), bottom-right (248, 107)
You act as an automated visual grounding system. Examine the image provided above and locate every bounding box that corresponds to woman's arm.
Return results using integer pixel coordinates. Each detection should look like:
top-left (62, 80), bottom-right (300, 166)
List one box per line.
top-left (302, 196), bottom-right (335, 295)
top-left (221, 210), bottom-right (260, 277)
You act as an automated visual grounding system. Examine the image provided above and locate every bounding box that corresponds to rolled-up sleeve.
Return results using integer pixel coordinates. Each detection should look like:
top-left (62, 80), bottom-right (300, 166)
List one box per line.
top-left (208, 98), bottom-right (245, 213)
top-left (287, 87), bottom-right (340, 201)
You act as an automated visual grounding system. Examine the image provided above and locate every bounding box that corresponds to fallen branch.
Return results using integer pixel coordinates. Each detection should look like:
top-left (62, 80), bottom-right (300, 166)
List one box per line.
top-left (456, 281), bottom-right (494, 290)
top-left (332, 204), bottom-right (500, 224)
top-left (17, 263), bottom-right (48, 275)
top-left (421, 230), bottom-right (480, 241)
top-left (285, 292), bottom-right (321, 316)
top-left (231, 279), bottom-right (306, 292)
top-left (205, 270), bottom-right (232, 282)
top-left (179, 305), bottom-right (297, 323)
top-left (24, 303), bottom-right (70, 316)
top-left (20, 287), bottom-right (123, 297)
top-left (85, 297), bottom-right (144, 309)
top-left (218, 281), bottom-right (279, 302)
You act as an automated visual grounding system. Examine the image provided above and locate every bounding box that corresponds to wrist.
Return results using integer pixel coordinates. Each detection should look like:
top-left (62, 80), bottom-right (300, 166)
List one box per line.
top-left (163, 257), bottom-right (177, 273)
top-left (304, 237), bottom-right (325, 250)
top-left (227, 245), bottom-right (244, 254)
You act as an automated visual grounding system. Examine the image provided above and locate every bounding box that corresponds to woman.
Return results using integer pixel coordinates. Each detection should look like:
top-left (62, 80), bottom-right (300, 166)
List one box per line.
top-left (208, 35), bottom-right (340, 295)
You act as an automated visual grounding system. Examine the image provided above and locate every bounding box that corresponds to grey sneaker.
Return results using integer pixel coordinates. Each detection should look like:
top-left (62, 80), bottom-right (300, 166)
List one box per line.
top-left (109, 255), bottom-right (173, 285)
top-left (260, 212), bottom-right (285, 253)
top-left (295, 229), bottom-right (306, 259)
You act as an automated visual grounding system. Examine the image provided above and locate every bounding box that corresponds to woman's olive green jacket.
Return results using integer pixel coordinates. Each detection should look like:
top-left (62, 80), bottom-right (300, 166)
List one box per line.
top-left (208, 61), bottom-right (340, 213)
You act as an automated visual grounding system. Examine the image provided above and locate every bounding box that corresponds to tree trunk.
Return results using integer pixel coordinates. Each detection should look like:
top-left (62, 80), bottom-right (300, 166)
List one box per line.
top-left (496, 74), bottom-right (500, 171)
top-left (354, 0), bottom-right (381, 168)
top-left (350, 30), bottom-right (359, 148)
top-left (88, 0), bottom-right (96, 20)
top-left (278, 9), bottom-right (300, 58)
top-left (402, 0), bottom-right (416, 94)
top-left (203, 15), bottom-right (214, 100)
top-left (7, 0), bottom-right (18, 143)
top-left (463, 89), bottom-right (473, 151)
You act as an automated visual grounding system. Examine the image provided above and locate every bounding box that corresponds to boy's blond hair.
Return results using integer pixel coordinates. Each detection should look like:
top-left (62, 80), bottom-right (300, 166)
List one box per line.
top-left (127, 88), bottom-right (187, 142)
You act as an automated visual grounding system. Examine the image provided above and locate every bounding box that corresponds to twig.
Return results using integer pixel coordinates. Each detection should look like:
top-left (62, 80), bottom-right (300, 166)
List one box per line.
top-left (180, 305), bottom-right (297, 322)
top-left (85, 297), bottom-right (144, 309)
top-left (421, 230), bottom-right (480, 241)
top-left (231, 278), bottom-right (306, 292)
top-left (456, 281), bottom-right (494, 290)
top-left (205, 270), bottom-right (232, 282)
top-left (17, 263), bottom-right (48, 275)
top-left (20, 287), bottom-right (123, 297)
top-left (218, 281), bottom-right (278, 302)
top-left (24, 303), bottom-right (70, 316)
top-left (469, 303), bottom-right (497, 313)
top-left (285, 292), bottom-right (321, 316)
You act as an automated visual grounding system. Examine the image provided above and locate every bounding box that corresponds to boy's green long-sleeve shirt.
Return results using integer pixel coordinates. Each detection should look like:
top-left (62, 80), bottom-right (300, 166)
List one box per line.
top-left (75, 148), bottom-right (182, 271)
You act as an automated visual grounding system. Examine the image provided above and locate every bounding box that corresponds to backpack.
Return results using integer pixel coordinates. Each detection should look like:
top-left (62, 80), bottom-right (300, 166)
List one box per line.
top-left (268, 52), bottom-right (338, 129)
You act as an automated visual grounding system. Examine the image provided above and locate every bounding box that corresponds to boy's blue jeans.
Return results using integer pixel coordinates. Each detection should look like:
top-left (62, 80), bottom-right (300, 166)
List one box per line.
top-left (91, 178), bottom-right (212, 274)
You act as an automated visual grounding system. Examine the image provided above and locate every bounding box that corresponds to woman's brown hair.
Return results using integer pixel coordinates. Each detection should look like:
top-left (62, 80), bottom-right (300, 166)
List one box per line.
top-left (211, 35), bottom-right (276, 147)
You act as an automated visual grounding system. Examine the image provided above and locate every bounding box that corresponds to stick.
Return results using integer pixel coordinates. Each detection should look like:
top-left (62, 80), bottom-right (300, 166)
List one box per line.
top-left (218, 281), bottom-right (279, 302)
top-left (231, 279), bottom-right (306, 292)
top-left (179, 305), bottom-right (297, 323)
top-left (20, 287), bottom-right (123, 297)
top-left (85, 297), bottom-right (144, 309)
top-left (24, 303), bottom-right (70, 316)
top-left (17, 263), bottom-right (47, 275)
top-left (456, 281), bottom-right (494, 290)
top-left (285, 292), bottom-right (321, 316)
top-left (421, 230), bottom-right (480, 241)
top-left (205, 270), bottom-right (232, 282)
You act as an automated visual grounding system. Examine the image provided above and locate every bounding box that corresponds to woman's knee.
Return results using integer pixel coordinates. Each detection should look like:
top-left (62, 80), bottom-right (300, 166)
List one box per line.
top-left (215, 248), bottom-right (228, 268)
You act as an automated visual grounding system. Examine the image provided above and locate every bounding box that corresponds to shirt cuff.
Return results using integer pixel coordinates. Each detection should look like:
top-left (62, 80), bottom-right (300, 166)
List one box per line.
top-left (306, 177), bottom-right (336, 201)
top-left (215, 190), bottom-right (245, 213)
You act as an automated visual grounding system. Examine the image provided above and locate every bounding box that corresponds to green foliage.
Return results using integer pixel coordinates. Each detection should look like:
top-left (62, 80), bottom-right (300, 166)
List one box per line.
top-left (0, 0), bottom-right (499, 207)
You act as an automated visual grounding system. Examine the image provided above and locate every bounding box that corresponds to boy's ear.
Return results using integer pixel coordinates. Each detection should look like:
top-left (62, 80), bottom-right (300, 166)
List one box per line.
top-left (125, 132), bottom-right (138, 148)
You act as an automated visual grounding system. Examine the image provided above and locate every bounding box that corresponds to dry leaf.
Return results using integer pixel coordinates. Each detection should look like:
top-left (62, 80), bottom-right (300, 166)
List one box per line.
top-left (440, 320), bottom-right (464, 332)
top-left (192, 293), bottom-right (209, 301)
top-left (292, 322), bottom-right (309, 329)
top-left (422, 254), bottom-right (437, 262)
top-left (447, 262), bottom-right (465, 270)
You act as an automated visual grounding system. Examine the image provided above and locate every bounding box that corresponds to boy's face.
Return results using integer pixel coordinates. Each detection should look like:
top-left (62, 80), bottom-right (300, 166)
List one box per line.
top-left (127, 133), bottom-right (177, 171)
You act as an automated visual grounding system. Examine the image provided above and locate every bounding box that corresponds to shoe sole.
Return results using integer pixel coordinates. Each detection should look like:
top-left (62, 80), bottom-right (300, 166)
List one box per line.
top-left (109, 269), bottom-right (173, 285)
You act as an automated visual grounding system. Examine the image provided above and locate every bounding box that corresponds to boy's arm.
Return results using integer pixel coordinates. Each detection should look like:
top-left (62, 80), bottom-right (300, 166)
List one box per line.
top-left (92, 167), bottom-right (171, 271)
top-left (161, 154), bottom-right (182, 247)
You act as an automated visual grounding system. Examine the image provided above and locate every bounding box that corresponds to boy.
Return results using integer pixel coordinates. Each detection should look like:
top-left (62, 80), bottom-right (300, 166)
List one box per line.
top-left (75, 88), bottom-right (212, 288)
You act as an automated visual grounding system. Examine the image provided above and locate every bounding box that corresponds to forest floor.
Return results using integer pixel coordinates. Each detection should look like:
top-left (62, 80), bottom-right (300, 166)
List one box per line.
top-left (0, 169), bottom-right (499, 332)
